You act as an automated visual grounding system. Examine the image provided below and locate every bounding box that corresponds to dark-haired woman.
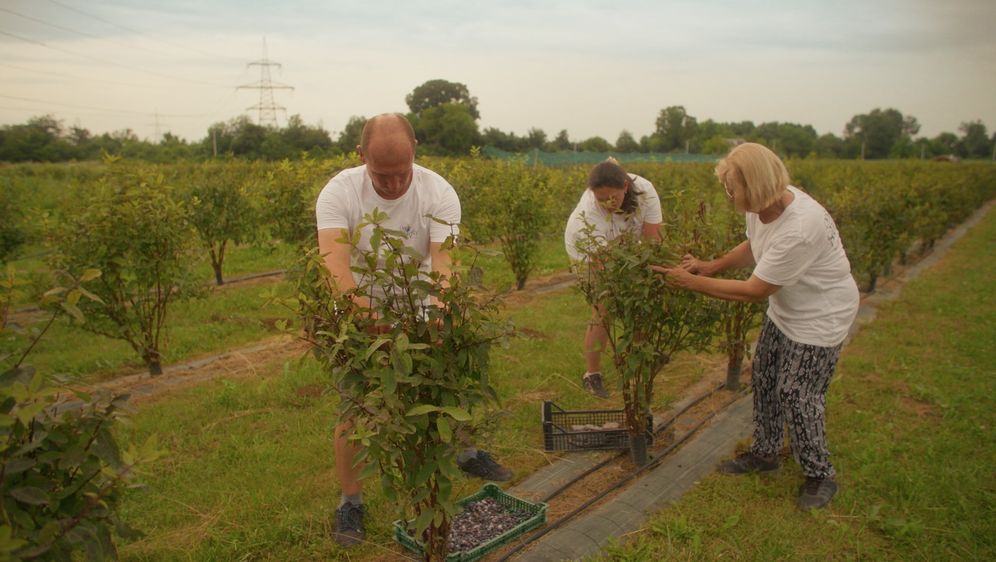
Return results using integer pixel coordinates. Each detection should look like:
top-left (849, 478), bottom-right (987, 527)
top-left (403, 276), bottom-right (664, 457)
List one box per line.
top-left (564, 159), bottom-right (662, 398)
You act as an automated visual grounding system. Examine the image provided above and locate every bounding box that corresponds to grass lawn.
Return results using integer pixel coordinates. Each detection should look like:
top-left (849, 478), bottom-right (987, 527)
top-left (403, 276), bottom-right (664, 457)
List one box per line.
top-left (592, 208), bottom-right (996, 561)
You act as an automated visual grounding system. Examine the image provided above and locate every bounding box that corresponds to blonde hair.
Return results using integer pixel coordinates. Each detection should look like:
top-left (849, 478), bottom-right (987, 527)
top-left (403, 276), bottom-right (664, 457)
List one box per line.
top-left (715, 143), bottom-right (790, 213)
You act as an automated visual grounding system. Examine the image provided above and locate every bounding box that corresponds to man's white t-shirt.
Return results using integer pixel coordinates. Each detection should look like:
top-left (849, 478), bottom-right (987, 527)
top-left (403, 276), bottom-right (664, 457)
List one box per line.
top-left (748, 186), bottom-right (859, 347)
top-left (564, 174), bottom-right (663, 261)
top-left (315, 163), bottom-right (461, 289)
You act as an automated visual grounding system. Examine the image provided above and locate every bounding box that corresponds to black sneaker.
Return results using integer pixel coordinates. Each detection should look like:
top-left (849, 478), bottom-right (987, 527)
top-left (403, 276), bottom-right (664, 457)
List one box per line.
top-left (797, 477), bottom-right (838, 510)
top-left (458, 450), bottom-right (513, 481)
top-left (333, 502), bottom-right (366, 546)
top-left (718, 452), bottom-right (780, 474)
top-left (582, 372), bottom-right (609, 399)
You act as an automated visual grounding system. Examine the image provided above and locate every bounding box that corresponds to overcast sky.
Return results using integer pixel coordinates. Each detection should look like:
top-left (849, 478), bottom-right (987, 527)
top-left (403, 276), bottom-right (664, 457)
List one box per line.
top-left (1, 0), bottom-right (994, 143)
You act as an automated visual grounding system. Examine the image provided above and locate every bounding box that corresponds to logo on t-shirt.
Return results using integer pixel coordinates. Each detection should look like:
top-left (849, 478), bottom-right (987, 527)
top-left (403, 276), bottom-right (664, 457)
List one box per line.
top-left (401, 224), bottom-right (415, 239)
top-left (823, 212), bottom-right (840, 249)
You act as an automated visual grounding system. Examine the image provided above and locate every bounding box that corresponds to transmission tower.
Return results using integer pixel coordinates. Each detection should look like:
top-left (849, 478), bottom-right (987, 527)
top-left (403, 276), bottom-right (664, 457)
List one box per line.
top-left (237, 38), bottom-right (293, 127)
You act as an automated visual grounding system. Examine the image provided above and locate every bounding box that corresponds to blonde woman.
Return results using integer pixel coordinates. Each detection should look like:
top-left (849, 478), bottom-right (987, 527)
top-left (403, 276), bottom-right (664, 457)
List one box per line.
top-left (653, 143), bottom-right (859, 510)
top-left (565, 158), bottom-right (662, 398)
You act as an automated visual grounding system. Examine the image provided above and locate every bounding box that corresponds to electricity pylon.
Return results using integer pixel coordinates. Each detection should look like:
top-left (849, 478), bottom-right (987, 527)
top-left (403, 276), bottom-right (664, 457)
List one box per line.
top-left (237, 37), bottom-right (293, 127)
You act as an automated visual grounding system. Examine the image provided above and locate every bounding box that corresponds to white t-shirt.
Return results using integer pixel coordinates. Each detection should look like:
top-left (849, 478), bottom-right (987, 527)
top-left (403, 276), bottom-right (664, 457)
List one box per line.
top-left (564, 174), bottom-right (663, 261)
top-left (748, 186), bottom-right (859, 347)
top-left (315, 163), bottom-right (461, 289)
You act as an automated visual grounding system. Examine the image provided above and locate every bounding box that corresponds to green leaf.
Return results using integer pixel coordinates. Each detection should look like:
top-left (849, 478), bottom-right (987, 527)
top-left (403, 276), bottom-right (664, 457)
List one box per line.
top-left (414, 508), bottom-right (434, 534)
top-left (439, 406), bottom-right (472, 421)
top-left (381, 368), bottom-right (396, 394)
top-left (0, 525), bottom-right (28, 554)
top-left (79, 268), bottom-right (102, 282)
top-left (405, 404), bottom-right (439, 417)
top-left (3, 457), bottom-right (36, 475)
top-left (390, 348), bottom-right (412, 376)
top-left (436, 417), bottom-right (452, 443)
top-left (363, 338), bottom-right (390, 361)
top-left (394, 333), bottom-right (409, 353)
top-left (93, 429), bottom-right (124, 470)
top-left (9, 486), bottom-right (49, 506)
top-left (61, 302), bottom-right (85, 324)
top-left (15, 402), bottom-right (45, 425)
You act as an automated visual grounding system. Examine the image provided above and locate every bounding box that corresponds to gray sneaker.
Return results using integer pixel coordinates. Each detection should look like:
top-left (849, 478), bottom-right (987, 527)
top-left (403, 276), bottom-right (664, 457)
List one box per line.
top-left (797, 477), bottom-right (838, 510)
top-left (333, 502), bottom-right (365, 546)
top-left (582, 372), bottom-right (609, 399)
top-left (718, 452), bottom-right (780, 474)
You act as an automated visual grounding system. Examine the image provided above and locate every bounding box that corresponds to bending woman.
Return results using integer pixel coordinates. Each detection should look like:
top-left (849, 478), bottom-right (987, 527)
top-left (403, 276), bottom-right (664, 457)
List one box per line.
top-left (653, 143), bottom-right (859, 510)
top-left (565, 158), bottom-right (662, 398)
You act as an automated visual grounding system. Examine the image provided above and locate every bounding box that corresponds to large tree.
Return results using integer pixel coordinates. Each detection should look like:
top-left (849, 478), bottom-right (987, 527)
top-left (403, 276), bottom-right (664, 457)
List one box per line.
top-left (409, 103), bottom-right (480, 156)
top-left (578, 136), bottom-right (613, 153)
top-left (525, 128), bottom-right (547, 150)
top-left (615, 130), bottom-right (641, 153)
top-left (652, 105), bottom-right (698, 152)
top-left (282, 114), bottom-right (333, 154)
top-left (336, 115), bottom-right (366, 155)
top-left (0, 115), bottom-right (78, 162)
top-left (405, 79), bottom-right (480, 120)
top-left (844, 108), bottom-right (920, 159)
top-left (550, 129), bottom-right (572, 151)
top-left (481, 127), bottom-right (525, 152)
top-left (753, 122), bottom-right (818, 158)
top-left (957, 120), bottom-right (992, 159)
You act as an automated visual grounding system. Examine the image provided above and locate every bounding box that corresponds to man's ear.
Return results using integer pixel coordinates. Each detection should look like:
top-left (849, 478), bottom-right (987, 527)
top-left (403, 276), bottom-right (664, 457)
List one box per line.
top-left (356, 145), bottom-right (365, 162)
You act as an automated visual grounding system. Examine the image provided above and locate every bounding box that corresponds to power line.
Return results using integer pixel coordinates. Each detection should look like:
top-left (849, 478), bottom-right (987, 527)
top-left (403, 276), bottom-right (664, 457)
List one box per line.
top-left (0, 62), bottom-right (163, 90)
top-left (0, 93), bottom-right (219, 118)
top-left (0, 28), bottom-right (234, 89)
top-left (44, 0), bottom-right (245, 64)
top-left (0, 6), bottom-right (169, 58)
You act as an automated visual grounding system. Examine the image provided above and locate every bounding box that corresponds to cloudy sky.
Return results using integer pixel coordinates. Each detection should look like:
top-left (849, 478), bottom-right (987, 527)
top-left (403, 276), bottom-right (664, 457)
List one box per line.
top-left (1, 0), bottom-right (994, 143)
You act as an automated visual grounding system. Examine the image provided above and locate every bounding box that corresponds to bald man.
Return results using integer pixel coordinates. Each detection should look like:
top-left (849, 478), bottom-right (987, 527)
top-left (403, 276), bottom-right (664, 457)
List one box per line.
top-left (315, 113), bottom-right (511, 547)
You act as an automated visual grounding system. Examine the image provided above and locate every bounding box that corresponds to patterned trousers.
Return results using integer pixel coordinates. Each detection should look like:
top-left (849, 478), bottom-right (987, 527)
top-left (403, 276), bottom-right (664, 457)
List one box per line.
top-left (750, 317), bottom-right (842, 479)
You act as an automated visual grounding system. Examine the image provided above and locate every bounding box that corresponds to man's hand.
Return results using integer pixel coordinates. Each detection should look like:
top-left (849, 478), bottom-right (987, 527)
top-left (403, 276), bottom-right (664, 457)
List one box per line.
top-left (649, 264), bottom-right (698, 290)
top-left (679, 254), bottom-right (714, 276)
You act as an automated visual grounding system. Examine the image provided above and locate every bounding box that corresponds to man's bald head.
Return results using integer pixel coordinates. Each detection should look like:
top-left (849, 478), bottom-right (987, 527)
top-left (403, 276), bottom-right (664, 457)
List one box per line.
top-left (358, 113), bottom-right (417, 200)
top-left (359, 113), bottom-right (416, 156)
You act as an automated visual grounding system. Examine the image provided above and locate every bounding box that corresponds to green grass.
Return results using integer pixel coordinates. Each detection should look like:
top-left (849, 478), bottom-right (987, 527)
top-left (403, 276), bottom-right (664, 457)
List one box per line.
top-left (457, 235), bottom-right (571, 292)
top-left (592, 209), bottom-right (996, 561)
top-left (2, 282), bottom-right (297, 381)
top-left (4, 237), bottom-right (572, 382)
top-left (188, 242), bottom-right (302, 283)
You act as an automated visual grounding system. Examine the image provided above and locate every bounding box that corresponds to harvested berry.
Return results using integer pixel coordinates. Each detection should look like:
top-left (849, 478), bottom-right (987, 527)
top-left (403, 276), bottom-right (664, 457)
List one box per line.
top-left (447, 498), bottom-right (530, 553)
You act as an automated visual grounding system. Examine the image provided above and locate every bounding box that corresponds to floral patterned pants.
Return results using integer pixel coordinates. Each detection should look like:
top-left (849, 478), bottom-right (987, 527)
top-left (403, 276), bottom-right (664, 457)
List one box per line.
top-left (750, 317), bottom-right (842, 479)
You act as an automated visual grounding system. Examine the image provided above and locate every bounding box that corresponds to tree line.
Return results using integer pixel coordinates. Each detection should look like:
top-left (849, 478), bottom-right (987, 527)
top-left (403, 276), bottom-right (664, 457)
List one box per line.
top-left (2, 79), bottom-right (994, 163)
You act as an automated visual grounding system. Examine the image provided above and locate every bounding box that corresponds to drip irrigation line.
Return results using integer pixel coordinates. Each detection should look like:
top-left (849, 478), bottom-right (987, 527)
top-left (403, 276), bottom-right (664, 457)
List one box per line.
top-left (538, 380), bottom-right (726, 503)
top-left (496, 391), bottom-right (746, 562)
top-left (218, 269), bottom-right (286, 284)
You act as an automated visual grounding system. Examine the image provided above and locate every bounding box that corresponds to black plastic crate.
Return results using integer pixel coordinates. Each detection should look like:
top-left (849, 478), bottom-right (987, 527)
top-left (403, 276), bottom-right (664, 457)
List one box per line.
top-left (542, 401), bottom-right (653, 452)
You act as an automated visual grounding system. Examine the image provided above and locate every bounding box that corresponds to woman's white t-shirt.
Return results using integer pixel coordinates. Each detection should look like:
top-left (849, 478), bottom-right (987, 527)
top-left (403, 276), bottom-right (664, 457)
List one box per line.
top-left (315, 163), bottom-right (461, 288)
top-left (748, 186), bottom-right (859, 347)
top-left (564, 174), bottom-right (663, 262)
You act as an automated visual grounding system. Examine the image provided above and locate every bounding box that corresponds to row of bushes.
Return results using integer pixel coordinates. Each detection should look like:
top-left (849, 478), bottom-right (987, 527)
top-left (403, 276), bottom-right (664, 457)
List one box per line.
top-left (1, 158), bottom-right (994, 375)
